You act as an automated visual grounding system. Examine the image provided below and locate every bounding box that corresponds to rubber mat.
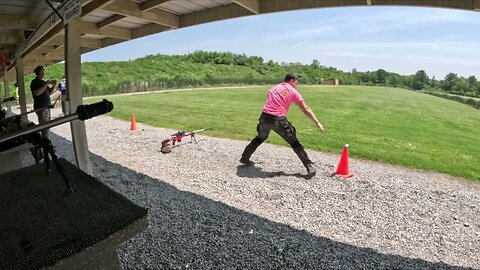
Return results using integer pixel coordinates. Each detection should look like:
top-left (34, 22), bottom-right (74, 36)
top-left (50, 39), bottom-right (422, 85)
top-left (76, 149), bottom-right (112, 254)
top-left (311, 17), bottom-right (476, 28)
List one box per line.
top-left (0, 158), bottom-right (148, 270)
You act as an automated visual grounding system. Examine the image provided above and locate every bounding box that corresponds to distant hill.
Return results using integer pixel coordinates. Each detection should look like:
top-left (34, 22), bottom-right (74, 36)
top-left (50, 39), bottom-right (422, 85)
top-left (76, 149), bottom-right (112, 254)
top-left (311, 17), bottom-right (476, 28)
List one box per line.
top-left (19, 51), bottom-right (396, 98)
top-left (18, 51), bottom-right (479, 103)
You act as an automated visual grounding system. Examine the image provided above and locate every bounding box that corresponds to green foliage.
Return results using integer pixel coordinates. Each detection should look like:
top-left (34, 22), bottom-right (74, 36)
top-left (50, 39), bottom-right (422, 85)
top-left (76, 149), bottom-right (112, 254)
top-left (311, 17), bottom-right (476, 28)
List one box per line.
top-left (423, 91), bottom-right (480, 110)
top-left (413, 70), bottom-right (428, 90)
top-left (17, 51), bottom-right (480, 103)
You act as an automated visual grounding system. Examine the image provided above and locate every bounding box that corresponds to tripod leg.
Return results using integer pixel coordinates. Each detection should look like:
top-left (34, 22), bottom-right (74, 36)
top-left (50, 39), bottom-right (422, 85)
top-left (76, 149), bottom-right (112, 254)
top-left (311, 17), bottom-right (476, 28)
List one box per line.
top-left (42, 144), bottom-right (51, 174)
top-left (41, 138), bottom-right (74, 193)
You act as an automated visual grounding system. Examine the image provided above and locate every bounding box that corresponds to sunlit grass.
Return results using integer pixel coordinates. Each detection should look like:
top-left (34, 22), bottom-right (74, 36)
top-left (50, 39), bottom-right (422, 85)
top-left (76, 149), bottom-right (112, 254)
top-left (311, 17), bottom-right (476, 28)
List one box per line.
top-left (89, 85), bottom-right (480, 180)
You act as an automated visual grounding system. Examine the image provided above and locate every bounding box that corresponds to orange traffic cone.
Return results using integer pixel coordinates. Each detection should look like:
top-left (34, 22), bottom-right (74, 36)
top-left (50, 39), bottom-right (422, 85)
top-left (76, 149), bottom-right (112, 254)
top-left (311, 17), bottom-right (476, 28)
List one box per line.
top-left (332, 144), bottom-right (353, 178)
top-left (130, 113), bottom-right (137, 131)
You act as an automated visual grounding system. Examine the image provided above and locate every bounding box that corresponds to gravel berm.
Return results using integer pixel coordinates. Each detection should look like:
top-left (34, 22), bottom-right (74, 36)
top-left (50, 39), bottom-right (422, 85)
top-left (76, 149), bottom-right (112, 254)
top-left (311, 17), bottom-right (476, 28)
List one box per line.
top-left (22, 108), bottom-right (480, 269)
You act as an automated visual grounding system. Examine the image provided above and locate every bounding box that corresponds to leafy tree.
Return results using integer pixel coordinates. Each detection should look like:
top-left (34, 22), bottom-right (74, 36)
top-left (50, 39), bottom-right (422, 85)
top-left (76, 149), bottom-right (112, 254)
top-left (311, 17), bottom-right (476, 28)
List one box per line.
top-left (17, 50), bottom-right (477, 98)
top-left (430, 76), bottom-right (439, 89)
top-left (375, 69), bottom-right (387, 85)
top-left (466, 76), bottom-right (478, 93)
top-left (442, 73), bottom-right (458, 92)
top-left (310, 59), bottom-right (320, 69)
top-left (412, 70), bottom-right (429, 90)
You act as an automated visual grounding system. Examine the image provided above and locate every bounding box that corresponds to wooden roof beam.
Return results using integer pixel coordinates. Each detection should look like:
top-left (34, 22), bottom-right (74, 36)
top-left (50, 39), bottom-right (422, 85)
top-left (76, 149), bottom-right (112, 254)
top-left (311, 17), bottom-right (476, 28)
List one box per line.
top-left (81, 21), bottom-right (132, 40)
top-left (43, 35), bottom-right (102, 50)
top-left (97, 14), bottom-right (126, 29)
top-left (132, 23), bottom-right (171, 39)
top-left (259, 0), bottom-right (367, 13)
top-left (29, 51), bottom-right (64, 57)
top-left (140, 0), bottom-right (170, 12)
top-left (26, 53), bottom-right (64, 61)
top-left (232, 0), bottom-right (260, 14)
top-left (303, 0), bottom-right (477, 11)
top-left (102, 0), bottom-right (179, 28)
top-left (23, 60), bottom-right (58, 67)
top-left (101, 37), bottom-right (124, 48)
top-left (81, 0), bottom-right (117, 15)
top-left (80, 37), bottom-right (103, 48)
top-left (26, 45), bottom-right (58, 54)
top-left (17, 0), bottom-right (110, 58)
top-left (180, 3), bottom-right (253, 28)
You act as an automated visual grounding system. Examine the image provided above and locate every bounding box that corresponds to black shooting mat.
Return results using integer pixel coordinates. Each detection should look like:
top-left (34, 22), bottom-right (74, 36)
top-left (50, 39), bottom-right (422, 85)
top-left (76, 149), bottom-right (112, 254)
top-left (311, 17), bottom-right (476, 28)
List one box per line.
top-left (0, 159), bottom-right (148, 270)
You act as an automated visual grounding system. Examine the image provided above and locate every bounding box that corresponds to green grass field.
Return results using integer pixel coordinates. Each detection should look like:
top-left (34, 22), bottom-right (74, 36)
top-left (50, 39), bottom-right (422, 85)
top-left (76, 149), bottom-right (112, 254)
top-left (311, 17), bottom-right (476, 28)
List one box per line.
top-left (88, 85), bottom-right (480, 180)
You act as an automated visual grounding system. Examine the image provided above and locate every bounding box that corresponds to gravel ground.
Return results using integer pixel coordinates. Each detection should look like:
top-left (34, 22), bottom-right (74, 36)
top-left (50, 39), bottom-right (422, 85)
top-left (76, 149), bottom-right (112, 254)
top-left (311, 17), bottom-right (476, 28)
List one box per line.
top-left (19, 108), bottom-right (480, 269)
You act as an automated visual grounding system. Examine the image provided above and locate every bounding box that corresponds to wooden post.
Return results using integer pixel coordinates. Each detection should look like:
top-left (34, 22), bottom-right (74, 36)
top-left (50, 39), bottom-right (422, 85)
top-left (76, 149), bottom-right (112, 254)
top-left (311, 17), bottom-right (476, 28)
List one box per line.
top-left (3, 76), bottom-right (11, 113)
top-left (15, 57), bottom-right (27, 122)
top-left (65, 16), bottom-right (93, 175)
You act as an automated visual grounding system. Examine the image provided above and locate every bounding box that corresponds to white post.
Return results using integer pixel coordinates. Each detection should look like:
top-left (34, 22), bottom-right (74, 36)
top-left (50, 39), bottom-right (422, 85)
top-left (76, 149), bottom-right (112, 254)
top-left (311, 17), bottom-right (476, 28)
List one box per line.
top-left (3, 76), bottom-right (11, 113)
top-left (65, 16), bottom-right (93, 175)
top-left (15, 57), bottom-right (27, 122)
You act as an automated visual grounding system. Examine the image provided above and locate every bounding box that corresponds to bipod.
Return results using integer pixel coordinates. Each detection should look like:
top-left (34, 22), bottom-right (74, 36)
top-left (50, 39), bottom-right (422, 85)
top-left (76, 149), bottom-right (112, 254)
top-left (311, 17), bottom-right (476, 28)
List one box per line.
top-left (43, 138), bottom-right (73, 192)
top-left (190, 133), bottom-right (198, 144)
top-left (33, 135), bottom-right (74, 193)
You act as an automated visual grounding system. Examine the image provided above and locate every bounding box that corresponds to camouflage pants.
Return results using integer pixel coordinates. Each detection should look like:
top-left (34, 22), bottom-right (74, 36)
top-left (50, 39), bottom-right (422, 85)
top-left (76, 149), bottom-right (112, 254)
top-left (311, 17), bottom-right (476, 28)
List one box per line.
top-left (35, 108), bottom-right (51, 139)
top-left (241, 112), bottom-right (313, 167)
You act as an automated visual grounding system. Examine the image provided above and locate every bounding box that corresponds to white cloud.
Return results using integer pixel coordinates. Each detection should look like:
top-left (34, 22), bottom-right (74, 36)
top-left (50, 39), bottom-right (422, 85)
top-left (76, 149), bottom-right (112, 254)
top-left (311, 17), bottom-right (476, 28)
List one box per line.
top-left (83, 6), bottom-right (480, 79)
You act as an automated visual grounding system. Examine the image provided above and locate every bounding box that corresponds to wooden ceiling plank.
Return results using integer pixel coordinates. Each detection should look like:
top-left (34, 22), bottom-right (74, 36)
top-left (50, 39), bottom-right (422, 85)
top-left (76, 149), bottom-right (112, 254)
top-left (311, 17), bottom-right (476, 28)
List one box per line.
top-left (16, 0), bottom-right (92, 57)
top-left (140, 0), bottom-right (170, 12)
top-left (102, 0), bottom-right (179, 28)
top-left (232, 0), bottom-right (260, 14)
top-left (81, 21), bottom-right (132, 40)
top-left (101, 37), bottom-right (124, 47)
top-left (180, 3), bottom-right (253, 28)
top-left (98, 14), bottom-right (126, 29)
top-left (132, 23), bottom-right (171, 39)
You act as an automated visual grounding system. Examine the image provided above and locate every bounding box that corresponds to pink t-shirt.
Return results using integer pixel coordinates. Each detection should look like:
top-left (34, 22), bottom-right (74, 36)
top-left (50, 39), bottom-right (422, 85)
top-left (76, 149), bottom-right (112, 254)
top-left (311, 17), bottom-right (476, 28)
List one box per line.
top-left (262, 82), bottom-right (303, 116)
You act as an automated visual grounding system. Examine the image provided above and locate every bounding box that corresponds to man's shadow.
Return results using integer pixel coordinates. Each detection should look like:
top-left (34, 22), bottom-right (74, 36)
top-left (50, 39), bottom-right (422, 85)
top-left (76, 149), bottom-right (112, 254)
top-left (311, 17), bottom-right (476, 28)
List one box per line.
top-left (236, 163), bottom-right (315, 180)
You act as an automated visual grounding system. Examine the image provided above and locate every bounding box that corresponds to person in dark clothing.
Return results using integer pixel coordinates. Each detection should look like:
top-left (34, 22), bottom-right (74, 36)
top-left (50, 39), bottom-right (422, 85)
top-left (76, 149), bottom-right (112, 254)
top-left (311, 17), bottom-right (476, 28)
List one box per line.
top-left (58, 75), bottom-right (68, 115)
top-left (240, 73), bottom-right (324, 176)
top-left (30, 65), bottom-right (57, 139)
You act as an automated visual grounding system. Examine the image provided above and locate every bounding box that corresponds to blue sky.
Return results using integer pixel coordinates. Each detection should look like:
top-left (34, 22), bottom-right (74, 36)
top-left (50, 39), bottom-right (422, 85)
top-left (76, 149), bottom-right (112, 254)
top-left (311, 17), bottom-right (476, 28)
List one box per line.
top-left (82, 6), bottom-right (480, 80)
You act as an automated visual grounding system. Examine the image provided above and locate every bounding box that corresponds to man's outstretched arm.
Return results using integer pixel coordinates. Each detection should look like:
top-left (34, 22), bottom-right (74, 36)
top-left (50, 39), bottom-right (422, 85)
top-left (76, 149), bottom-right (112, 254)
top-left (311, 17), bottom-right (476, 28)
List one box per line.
top-left (298, 100), bottom-right (324, 133)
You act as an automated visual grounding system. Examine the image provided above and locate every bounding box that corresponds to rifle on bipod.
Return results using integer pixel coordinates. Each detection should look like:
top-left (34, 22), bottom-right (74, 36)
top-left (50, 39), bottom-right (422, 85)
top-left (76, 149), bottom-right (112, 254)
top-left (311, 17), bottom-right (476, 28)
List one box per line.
top-left (161, 127), bottom-right (212, 154)
top-left (0, 103), bottom-right (56, 127)
top-left (0, 99), bottom-right (114, 193)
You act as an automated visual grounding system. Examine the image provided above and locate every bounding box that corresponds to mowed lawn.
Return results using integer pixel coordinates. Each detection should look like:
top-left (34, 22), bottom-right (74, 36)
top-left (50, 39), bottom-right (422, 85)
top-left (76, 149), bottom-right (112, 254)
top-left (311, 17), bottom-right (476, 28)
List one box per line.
top-left (88, 86), bottom-right (480, 180)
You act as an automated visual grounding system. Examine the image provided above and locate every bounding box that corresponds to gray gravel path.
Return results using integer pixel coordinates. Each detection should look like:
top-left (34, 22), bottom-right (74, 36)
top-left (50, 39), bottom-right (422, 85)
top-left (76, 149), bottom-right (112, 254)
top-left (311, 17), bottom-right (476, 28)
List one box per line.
top-left (21, 108), bottom-right (480, 269)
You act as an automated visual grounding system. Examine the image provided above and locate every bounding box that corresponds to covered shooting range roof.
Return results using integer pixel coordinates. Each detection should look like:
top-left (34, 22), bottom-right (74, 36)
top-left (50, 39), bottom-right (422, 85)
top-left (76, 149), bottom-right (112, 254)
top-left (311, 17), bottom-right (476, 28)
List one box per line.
top-left (1, 0), bottom-right (479, 79)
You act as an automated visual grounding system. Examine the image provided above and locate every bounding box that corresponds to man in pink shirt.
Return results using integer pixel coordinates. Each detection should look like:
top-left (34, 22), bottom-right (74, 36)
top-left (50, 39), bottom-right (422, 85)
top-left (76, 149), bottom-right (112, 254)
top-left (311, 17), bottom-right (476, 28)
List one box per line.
top-left (240, 73), bottom-right (324, 176)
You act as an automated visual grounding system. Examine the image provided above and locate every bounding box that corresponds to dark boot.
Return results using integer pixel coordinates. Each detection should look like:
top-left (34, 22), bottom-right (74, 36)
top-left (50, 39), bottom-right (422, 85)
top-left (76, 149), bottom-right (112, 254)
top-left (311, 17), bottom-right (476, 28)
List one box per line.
top-left (305, 163), bottom-right (317, 176)
top-left (240, 137), bottom-right (263, 165)
top-left (239, 157), bottom-right (254, 166)
top-left (292, 145), bottom-right (315, 175)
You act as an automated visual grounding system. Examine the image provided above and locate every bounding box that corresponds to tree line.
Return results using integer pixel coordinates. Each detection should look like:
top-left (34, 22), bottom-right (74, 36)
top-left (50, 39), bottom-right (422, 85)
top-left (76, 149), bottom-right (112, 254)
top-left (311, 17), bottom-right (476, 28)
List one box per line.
top-left (174, 51), bottom-right (480, 97)
top-left (8, 50), bottom-right (479, 104)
